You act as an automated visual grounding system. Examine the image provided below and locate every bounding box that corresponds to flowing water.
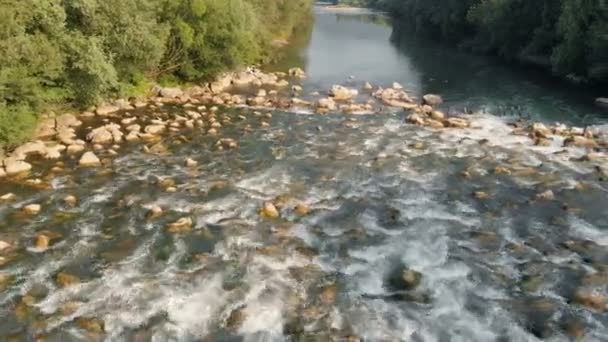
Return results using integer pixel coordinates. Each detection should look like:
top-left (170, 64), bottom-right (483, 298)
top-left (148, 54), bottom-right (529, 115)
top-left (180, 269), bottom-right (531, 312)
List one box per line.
top-left (1, 6), bottom-right (608, 342)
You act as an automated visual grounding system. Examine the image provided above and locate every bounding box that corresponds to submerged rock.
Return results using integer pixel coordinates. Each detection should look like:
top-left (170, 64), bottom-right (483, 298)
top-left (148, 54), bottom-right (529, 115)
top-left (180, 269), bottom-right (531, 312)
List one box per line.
top-left (56, 272), bottom-right (80, 287)
top-left (185, 158), bottom-right (198, 167)
top-left (572, 288), bottom-right (606, 311)
top-left (146, 206), bottom-right (163, 220)
top-left (473, 191), bottom-right (490, 200)
top-left (402, 269), bottom-right (423, 290)
top-left (259, 202), bottom-right (280, 219)
top-left (294, 203), bottom-right (311, 216)
top-left (536, 190), bottom-right (555, 201)
top-left (63, 195), bottom-right (77, 207)
top-left (166, 217), bottom-right (193, 233)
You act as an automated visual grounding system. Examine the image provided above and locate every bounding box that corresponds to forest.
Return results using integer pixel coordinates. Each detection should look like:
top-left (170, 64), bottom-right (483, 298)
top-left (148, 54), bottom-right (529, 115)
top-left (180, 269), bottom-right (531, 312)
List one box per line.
top-left (337, 0), bottom-right (608, 84)
top-left (0, 0), bottom-right (312, 147)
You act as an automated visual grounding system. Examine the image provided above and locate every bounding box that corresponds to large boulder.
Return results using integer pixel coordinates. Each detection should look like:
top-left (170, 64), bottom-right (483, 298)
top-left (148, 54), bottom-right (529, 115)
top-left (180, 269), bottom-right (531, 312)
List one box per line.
top-left (422, 94), bottom-right (443, 106)
top-left (87, 124), bottom-right (123, 144)
top-left (329, 85), bottom-right (358, 101)
top-left (4, 159), bottom-right (32, 175)
top-left (12, 141), bottom-right (47, 158)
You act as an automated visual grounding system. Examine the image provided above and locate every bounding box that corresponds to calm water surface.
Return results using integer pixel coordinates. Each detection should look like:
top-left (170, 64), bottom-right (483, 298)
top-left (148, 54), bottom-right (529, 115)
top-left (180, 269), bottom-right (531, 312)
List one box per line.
top-left (0, 6), bottom-right (607, 342)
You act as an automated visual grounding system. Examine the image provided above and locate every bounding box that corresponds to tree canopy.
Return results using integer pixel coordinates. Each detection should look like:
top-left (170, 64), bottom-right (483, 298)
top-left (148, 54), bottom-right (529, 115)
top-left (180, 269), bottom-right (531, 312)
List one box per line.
top-left (0, 0), bottom-right (312, 147)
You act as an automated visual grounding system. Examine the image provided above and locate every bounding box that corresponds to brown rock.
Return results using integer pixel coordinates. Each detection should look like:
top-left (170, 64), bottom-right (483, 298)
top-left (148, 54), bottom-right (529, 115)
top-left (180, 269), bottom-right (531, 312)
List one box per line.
top-left (166, 217), bottom-right (193, 233)
top-left (56, 272), bottom-right (80, 287)
top-left (259, 202), bottom-right (280, 219)
top-left (23, 204), bottom-right (41, 215)
top-left (572, 289), bottom-right (606, 311)
top-left (294, 203), bottom-right (311, 216)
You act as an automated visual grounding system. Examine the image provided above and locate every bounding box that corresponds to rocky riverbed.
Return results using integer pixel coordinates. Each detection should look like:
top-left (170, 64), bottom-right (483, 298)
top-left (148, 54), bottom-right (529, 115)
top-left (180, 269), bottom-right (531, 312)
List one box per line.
top-left (0, 67), bottom-right (608, 340)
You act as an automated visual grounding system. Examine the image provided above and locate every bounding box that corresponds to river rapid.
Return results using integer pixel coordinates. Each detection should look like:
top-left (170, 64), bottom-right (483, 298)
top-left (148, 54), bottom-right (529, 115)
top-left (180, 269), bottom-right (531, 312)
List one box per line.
top-left (0, 5), bottom-right (607, 342)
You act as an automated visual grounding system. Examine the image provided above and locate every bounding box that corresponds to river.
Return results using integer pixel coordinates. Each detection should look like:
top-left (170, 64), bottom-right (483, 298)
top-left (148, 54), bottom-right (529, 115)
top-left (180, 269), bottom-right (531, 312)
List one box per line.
top-left (0, 5), bottom-right (607, 342)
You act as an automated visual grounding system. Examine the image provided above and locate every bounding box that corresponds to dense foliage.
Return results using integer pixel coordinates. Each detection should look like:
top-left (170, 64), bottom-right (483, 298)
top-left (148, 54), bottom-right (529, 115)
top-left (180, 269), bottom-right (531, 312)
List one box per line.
top-left (339, 0), bottom-right (608, 84)
top-left (0, 0), bottom-right (312, 147)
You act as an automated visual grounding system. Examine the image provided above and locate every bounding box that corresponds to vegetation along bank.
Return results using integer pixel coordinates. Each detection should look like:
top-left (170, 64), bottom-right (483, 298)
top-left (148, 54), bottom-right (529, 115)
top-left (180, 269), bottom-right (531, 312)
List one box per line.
top-left (0, 0), bottom-right (313, 148)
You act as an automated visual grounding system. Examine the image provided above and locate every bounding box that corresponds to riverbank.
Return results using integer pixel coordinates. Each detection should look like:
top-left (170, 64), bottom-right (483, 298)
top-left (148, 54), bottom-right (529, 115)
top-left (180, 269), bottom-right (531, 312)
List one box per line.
top-left (0, 0), bottom-right (314, 149)
top-left (1, 65), bottom-right (607, 184)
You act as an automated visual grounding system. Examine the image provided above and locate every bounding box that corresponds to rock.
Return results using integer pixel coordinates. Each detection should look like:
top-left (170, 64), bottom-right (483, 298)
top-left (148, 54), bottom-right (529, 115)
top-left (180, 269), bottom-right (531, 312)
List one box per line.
top-left (320, 284), bottom-right (338, 305)
top-left (288, 67), bottom-right (306, 79)
top-left (35, 234), bottom-right (50, 250)
top-left (144, 124), bottom-right (165, 135)
top-left (63, 195), bottom-right (77, 207)
top-left (596, 97), bottom-right (608, 109)
top-left (147, 206), bottom-right (163, 219)
top-left (407, 113), bottom-right (425, 125)
top-left (276, 79), bottom-right (289, 87)
top-left (329, 85), bottom-right (358, 101)
top-left (0, 193), bottom-right (16, 201)
top-left (291, 85), bottom-right (303, 93)
top-left (422, 94), bottom-right (443, 106)
top-left (56, 272), bottom-right (80, 287)
top-left (56, 114), bottom-right (81, 128)
top-left (294, 203), bottom-right (311, 216)
top-left (76, 317), bottom-right (104, 333)
top-left (402, 269), bottom-right (422, 289)
top-left (425, 119), bottom-right (445, 129)
top-left (473, 191), bottom-right (490, 200)
top-left (185, 158), bottom-right (198, 167)
top-left (383, 99), bottom-right (418, 109)
top-left (87, 123), bottom-right (123, 144)
top-left (421, 105), bottom-right (433, 114)
top-left (446, 117), bottom-right (470, 128)
top-left (166, 217), bottom-right (193, 233)
top-left (392, 82), bottom-right (403, 90)
top-left (95, 104), bottom-right (119, 116)
top-left (0, 240), bottom-right (11, 252)
top-left (79, 152), bottom-right (101, 167)
top-left (572, 288), bottom-right (606, 311)
top-left (536, 190), bottom-right (555, 201)
top-left (12, 141), bottom-right (47, 158)
top-left (158, 87), bottom-right (183, 98)
top-left (247, 96), bottom-right (267, 106)
top-left (66, 144), bottom-right (85, 154)
top-left (317, 98), bottom-right (336, 111)
top-left (430, 110), bottom-right (445, 121)
top-left (494, 166), bottom-right (511, 175)
top-left (256, 89), bottom-right (267, 97)
top-left (23, 204), bottom-right (41, 215)
top-left (564, 136), bottom-right (598, 148)
top-left (4, 160), bottom-right (32, 176)
top-left (0, 167), bottom-right (5, 178)
top-left (259, 202), bottom-right (280, 219)
top-left (532, 123), bottom-right (552, 138)
top-left (363, 82), bottom-right (373, 90)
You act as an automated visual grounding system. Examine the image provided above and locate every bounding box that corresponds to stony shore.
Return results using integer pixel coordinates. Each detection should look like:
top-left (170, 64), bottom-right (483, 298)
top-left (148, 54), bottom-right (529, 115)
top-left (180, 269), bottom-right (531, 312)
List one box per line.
top-left (1, 65), bottom-right (607, 206)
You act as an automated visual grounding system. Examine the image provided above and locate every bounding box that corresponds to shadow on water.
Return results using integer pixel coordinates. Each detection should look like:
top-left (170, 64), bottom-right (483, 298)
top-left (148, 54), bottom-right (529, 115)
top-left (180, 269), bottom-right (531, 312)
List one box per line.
top-left (389, 22), bottom-right (608, 125)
